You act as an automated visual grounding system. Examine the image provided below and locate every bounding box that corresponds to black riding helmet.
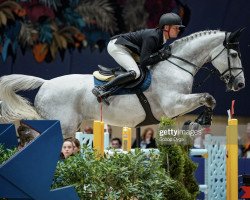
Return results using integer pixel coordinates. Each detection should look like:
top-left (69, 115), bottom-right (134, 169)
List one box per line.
top-left (159, 12), bottom-right (185, 28)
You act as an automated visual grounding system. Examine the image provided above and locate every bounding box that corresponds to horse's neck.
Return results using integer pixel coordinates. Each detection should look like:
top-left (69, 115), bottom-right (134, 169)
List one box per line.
top-left (149, 31), bottom-right (225, 96)
top-left (170, 31), bottom-right (225, 74)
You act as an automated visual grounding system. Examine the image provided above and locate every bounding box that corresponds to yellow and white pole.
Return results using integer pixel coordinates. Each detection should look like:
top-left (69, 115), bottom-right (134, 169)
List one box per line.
top-left (122, 127), bottom-right (132, 152)
top-left (93, 120), bottom-right (104, 157)
top-left (226, 119), bottom-right (238, 200)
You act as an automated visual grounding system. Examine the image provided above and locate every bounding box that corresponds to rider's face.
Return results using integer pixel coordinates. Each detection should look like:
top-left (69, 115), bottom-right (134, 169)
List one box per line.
top-left (169, 25), bottom-right (180, 38)
top-left (163, 25), bottom-right (180, 39)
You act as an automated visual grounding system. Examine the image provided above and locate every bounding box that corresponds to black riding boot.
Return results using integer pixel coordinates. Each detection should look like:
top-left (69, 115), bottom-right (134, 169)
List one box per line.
top-left (92, 70), bottom-right (136, 99)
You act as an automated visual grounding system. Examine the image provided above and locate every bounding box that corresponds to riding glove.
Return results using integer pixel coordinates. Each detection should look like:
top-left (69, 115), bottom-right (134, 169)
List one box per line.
top-left (149, 47), bottom-right (171, 64)
top-left (158, 47), bottom-right (172, 60)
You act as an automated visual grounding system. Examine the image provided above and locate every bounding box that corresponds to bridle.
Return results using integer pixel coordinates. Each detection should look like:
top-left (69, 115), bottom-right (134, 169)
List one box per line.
top-left (166, 32), bottom-right (244, 88)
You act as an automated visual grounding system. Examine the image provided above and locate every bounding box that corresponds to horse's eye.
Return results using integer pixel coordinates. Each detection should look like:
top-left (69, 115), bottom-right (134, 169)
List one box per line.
top-left (230, 52), bottom-right (238, 58)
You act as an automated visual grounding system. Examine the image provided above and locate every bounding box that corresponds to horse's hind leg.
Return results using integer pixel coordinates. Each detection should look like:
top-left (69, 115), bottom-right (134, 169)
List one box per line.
top-left (57, 116), bottom-right (81, 139)
top-left (162, 93), bottom-right (216, 117)
top-left (35, 100), bottom-right (81, 139)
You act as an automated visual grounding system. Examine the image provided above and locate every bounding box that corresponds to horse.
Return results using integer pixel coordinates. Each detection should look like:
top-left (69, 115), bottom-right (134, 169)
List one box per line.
top-left (0, 29), bottom-right (245, 138)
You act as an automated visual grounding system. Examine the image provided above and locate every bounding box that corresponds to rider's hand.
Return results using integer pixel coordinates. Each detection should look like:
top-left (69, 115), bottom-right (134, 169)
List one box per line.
top-left (159, 48), bottom-right (171, 60)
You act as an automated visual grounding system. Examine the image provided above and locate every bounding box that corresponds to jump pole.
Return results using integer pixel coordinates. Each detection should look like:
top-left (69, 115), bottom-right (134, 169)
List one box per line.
top-left (226, 118), bottom-right (238, 200)
top-left (94, 121), bottom-right (132, 153)
top-left (122, 127), bottom-right (132, 152)
top-left (93, 120), bottom-right (104, 157)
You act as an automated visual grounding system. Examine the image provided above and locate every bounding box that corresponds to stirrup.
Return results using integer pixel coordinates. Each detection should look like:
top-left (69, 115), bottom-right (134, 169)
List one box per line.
top-left (92, 86), bottom-right (106, 98)
top-left (92, 84), bottom-right (125, 106)
top-left (92, 87), bottom-right (110, 105)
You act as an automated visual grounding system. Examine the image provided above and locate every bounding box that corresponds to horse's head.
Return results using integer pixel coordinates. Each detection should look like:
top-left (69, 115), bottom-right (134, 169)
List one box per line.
top-left (210, 28), bottom-right (245, 91)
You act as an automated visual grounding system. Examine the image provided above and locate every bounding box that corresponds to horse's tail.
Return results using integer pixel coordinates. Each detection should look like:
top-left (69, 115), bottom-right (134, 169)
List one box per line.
top-left (0, 74), bottom-right (46, 122)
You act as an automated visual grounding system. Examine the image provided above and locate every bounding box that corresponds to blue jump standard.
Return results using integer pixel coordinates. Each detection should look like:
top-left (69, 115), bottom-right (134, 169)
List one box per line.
top-left (0, 124), bottom-right (17, 149)
top-left (0, 120), bottom-right (79, 200)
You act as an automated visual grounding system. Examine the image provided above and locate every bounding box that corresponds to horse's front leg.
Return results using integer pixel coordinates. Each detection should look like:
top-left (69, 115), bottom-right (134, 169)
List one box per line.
top-left (162, 93), bottom-right (216, 118)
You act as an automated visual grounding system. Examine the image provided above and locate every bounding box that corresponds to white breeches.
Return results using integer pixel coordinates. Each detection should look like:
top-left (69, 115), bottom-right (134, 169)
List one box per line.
top-left (107, 39), bottom-right (140, 79)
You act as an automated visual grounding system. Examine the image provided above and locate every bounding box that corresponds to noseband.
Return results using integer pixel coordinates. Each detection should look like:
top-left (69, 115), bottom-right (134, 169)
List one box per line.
top-left (218, 32), bottom-right (244, 87)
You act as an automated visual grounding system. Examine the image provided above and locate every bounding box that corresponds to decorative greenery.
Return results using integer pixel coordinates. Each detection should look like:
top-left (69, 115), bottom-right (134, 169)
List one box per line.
top-left (52, 147), bottom-right (199, 200)
top-left (53, 149), bottom-right (167, 199)
top-left (122, 0), bottom-right (148, 32)
top-left (0, 0), bottom-right (190, 63)
top-left (0, 144), bottom-right (18, 165)
top-left (76, 0), bottom-right (117, 33)
top-left (159, 116), bottom-right (176, 128)
top-left (159, 145), bottom-right (199, 199)
top-left (0, 0), bottom-right (116, 63)
top-left (157, 117), bottom-right (200, 200)
top-left (51, 118), bottom-right (199, 199)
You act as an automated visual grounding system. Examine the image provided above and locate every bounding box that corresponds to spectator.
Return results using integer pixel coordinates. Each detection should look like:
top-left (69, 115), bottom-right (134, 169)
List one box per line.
top-left (107, 125), bottom-right (112, 135)
top-left (83, 126), bottom-right (93, 134)
top-left (104, 124), bottom-right (113, 139)
top-left (61, 140), bottom-right (74, 159)
top-left (111, 138), bottom-right (122, 149)
top-left (17, 124), bottom-right (40, 149)
top-left (186, 122), bottom-right (208, 149)
top-left (193, 127), bottom-right (213, 151)
top-left (72, 138), bottom-right (81, 154)
top-left (132, 127), bottom-right (157, 149)
top-left (241, 123), bottom-right (250, 158)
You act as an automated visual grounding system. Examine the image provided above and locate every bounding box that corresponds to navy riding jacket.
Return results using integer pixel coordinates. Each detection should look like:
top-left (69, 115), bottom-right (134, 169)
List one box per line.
top-left (112, 28), bottom-right (165, 68)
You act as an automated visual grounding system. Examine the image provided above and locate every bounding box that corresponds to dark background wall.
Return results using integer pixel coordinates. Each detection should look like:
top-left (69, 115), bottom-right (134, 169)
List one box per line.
top-left (0, 0), bottom-right (249, 116)
top-left (183, 0), bottom-right (250, 116)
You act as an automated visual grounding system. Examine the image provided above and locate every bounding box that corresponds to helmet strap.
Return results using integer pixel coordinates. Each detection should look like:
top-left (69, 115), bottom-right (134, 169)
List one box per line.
top-left (163, 29), bottom-right (171, 39)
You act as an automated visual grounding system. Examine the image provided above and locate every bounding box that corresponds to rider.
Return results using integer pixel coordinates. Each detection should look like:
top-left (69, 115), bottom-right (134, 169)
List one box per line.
top-left (92, 12), bottom-right (185, 101)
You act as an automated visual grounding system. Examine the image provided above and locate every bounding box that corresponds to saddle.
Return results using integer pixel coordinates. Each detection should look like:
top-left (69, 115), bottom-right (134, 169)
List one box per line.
top-left (93, 65), bottom-right (146, 89)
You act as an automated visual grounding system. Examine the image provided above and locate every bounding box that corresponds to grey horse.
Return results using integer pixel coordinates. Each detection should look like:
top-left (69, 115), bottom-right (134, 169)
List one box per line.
top-left (0, 30), bottom-right (245, 138)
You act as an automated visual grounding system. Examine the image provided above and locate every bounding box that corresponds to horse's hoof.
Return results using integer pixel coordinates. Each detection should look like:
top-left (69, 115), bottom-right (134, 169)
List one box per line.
top-left (203, 94), bottom-right (216, 109)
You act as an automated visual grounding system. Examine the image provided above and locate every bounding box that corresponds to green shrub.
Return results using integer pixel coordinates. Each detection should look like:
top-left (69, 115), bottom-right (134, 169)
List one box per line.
top-left (159, 116), bottom-right (176, 128)
top-left (156, 117), bottom-right (200, 200)
top-left (0, 144), bottom-right (18, 200)
top-left (52, 148), bottom-right (194, 200)
top-left (0, 144), bottom-right (18, 165)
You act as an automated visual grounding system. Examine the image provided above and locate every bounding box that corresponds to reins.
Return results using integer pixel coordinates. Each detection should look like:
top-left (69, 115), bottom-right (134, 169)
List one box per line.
top-left (166, 32), bottom-right (244, 88)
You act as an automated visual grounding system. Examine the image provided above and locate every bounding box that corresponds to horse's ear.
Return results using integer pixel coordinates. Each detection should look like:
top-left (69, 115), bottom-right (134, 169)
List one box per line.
top-left (228, 28), bottom-right (246, 43)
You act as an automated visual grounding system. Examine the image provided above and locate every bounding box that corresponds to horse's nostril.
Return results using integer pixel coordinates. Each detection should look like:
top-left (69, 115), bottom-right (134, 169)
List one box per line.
top-left (238, 82), bottom-right (244, 88)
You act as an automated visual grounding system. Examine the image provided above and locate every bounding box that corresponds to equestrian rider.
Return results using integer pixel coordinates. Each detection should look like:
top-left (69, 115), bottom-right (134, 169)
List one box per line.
top-left (92, 12), bottom-right (185, 100)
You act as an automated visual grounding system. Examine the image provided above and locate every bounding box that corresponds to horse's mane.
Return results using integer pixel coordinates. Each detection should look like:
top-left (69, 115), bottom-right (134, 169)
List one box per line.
top-left (170, 30), bottom-right (223, 49)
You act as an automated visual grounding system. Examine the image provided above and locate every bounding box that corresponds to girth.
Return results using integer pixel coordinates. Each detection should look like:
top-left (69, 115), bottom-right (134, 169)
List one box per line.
top-left (135, 91), bottom-right (160, 127)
